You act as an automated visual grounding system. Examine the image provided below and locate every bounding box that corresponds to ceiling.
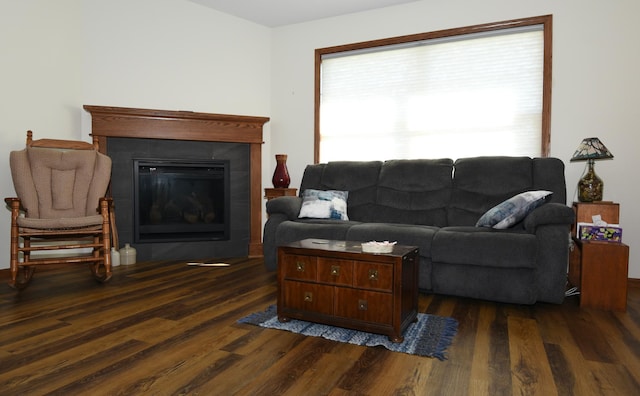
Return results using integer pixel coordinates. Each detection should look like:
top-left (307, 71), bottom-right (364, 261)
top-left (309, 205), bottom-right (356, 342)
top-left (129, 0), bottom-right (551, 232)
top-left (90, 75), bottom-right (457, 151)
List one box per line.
top-left (188, 0), bottom-right (421, 27)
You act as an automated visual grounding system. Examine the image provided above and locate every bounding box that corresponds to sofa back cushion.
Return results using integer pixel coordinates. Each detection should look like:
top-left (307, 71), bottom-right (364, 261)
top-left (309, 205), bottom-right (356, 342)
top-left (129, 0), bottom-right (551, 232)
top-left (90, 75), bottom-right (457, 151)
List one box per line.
top-left (368, 159), bottom-right (453, 226)
top-left (299, 161), bottom-right (382, 221)
top-left (448, 156), bottom-right (566, 226)
top-left (531, 157), bottom-right (567, 204)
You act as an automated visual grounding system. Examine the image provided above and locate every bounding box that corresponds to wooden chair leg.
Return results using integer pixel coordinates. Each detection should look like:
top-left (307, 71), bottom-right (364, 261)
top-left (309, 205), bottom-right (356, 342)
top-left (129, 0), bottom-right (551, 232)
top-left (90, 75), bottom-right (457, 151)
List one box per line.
top-left (93, 198), bottom-right (112, 283)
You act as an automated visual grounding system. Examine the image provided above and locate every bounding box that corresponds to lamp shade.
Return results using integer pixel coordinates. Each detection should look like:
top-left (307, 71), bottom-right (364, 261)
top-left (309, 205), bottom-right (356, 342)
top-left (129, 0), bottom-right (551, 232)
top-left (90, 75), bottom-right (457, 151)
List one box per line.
top-left (570, 137), bottom-right (614, 161)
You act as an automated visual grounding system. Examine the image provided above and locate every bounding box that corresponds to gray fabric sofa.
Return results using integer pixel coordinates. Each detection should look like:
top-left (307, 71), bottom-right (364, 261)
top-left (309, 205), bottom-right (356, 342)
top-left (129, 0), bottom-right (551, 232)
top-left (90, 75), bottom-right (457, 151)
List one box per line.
top-left (263, 156), bottom-right (575, 304)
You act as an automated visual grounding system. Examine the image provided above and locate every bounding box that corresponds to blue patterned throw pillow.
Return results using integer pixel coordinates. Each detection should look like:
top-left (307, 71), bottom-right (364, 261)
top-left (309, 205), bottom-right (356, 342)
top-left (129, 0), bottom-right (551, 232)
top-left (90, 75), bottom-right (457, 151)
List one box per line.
top-left (298, 189), bottom-right (349, 220)
top-left (475, 190), bottom-right (552, 229)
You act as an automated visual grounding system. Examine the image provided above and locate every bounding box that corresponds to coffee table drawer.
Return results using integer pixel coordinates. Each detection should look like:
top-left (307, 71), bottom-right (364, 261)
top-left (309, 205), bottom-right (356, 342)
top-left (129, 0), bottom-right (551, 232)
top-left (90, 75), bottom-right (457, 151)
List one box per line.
top-left (317, 257), bottom-right (354, 286)
top-left (334, 288), bottom-right (392, 325)
top-left (281, 254), bottom-right (317, 281)
top-left (354, 262), bottom-right (393, 292)
top-left (281, 280), bottom-right (333, 315)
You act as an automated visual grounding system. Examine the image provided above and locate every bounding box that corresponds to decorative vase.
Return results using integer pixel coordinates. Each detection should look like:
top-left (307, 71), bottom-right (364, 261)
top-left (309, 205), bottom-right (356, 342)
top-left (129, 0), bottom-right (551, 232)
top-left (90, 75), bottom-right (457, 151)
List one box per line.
top-left (272, 154), bottom-right (291, 188)
top-left (120, 243), bottom-right (137, 265)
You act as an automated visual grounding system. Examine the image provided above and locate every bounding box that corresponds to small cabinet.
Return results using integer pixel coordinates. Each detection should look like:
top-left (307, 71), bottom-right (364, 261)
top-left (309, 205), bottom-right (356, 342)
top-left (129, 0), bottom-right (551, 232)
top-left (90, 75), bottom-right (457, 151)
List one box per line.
top-left (571, 239), bottom-right (629, 311)
top-left (569, 201), bottom-right (629, 312)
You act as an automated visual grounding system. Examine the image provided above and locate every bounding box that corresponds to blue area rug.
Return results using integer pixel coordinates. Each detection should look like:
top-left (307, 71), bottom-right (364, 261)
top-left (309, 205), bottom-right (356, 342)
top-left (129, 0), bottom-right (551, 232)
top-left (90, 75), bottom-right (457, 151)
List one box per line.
top-left (238, 305), bottom-right (458, 360)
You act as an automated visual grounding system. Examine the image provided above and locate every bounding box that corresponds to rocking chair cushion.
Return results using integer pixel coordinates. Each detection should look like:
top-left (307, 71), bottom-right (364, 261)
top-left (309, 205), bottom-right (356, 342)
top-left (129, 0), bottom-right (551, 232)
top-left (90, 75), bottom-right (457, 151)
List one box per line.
top-left (17, 214), bottom-right (104, 230)
top-left (10, 147), bottom-right (112, 219)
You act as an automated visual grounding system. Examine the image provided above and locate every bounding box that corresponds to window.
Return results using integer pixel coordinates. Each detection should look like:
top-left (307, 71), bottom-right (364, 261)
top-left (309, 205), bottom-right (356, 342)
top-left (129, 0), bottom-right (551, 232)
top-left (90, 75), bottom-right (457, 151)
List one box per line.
top-left (315, 15), bottom-right (552, 163)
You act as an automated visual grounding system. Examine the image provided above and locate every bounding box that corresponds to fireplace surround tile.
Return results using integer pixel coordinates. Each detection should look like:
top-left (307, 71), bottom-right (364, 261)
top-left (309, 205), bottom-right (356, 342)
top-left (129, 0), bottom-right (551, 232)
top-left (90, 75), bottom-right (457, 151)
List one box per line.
top-left (108, 138), bottom-right (249, 261)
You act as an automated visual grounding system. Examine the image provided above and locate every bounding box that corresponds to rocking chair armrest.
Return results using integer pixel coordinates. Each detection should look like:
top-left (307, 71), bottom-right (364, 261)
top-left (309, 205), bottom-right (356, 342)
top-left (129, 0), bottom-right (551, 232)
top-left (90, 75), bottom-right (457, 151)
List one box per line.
top-left (97, 197), bottom-right (113, 213)
top-left (5, 197), bottom-right (20, 205)
top-left (4, 197), bottom-right (26, 213)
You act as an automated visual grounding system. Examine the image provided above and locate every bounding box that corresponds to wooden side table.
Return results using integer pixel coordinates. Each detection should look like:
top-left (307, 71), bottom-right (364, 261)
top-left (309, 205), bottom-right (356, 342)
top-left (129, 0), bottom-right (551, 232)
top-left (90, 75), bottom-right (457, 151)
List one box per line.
top-left (264, 187), bottom-right (297, 201)
top-left (570, 239), bottom-right (629, 311)
top-left (569, 201), bottom-right (629, 311)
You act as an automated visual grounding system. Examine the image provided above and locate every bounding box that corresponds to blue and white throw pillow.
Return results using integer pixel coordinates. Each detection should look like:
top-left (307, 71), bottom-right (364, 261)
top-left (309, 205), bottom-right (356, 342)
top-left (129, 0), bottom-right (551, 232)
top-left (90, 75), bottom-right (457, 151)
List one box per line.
top-left (475, 190), bottom-right (552, 229)
top-left (298, 189), bottom-right (349, 220)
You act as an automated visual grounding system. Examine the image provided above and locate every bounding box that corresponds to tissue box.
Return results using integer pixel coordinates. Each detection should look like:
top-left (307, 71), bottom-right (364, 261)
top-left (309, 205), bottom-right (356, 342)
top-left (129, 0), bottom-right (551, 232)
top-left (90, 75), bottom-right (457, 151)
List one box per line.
top-left (578, 223), bottom-right (623, 242)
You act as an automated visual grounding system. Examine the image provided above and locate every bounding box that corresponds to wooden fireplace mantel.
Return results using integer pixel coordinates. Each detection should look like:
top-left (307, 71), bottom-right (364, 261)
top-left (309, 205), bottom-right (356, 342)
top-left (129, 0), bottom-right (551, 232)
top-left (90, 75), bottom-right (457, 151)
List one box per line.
top-left (83, 105), bottom-right (269, 257)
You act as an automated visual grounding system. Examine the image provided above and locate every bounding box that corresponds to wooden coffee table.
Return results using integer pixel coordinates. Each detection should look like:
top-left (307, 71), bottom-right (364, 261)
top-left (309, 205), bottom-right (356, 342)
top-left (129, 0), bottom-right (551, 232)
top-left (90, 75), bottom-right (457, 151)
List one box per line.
top-left (277, 238), bottom-right (418, 342)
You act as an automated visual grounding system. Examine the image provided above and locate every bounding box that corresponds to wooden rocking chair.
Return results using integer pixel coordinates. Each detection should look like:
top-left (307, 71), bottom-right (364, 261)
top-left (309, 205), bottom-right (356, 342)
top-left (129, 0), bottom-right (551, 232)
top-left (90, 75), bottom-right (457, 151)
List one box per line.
top-left (5, 131), bottom-right (114, 290)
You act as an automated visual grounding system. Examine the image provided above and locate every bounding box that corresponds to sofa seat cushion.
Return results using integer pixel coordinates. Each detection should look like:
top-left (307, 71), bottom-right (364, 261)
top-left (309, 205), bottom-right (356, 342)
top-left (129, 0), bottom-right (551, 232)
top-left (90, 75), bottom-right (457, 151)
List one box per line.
top-left (275, 219), bottom-right (360, 246)
top-left (346, 222), bottom-right (439, 292)
top-left (345, 223), bottom-right (439, 257)
top-left (432, 227), bottom-right (537, 269)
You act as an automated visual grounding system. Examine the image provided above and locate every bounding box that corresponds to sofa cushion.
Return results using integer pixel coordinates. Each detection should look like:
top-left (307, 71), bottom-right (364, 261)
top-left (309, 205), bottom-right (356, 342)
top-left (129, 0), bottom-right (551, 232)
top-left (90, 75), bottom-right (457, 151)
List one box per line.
top-left (300, 161), bottom-right (381, 222)
top-left (431, 263), bottom-right (536, 304)
top-left (448, 156), bottom-right (539, 226)
top-left (346, 222), bottom-right (439, 258)
top-left (275, 219), bottom-right (359, 249)
top-left (298, 189), bottom-right (349, 220)
top-left (475, 190), bottom-right (552, 229)
top-left (532, 157), bottom-right (567, 204)
top-left (365, 159), bottom-right (453, 226)
top-left (431, 227), bottom-right (537, 269)
top-left (346, 222), bottom-right (440, 291)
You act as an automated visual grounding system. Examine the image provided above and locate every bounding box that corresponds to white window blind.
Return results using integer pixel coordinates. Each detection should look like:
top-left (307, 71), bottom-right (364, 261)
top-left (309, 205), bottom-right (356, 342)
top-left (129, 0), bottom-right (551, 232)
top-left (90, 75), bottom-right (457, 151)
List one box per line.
top-left (319, 26), bottom-right (545, 163)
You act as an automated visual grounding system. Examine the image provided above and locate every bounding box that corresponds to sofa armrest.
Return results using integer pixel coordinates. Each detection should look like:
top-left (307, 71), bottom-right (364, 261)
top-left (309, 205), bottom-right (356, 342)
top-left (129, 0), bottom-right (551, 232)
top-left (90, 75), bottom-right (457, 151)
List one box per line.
top-left (266, 196), bottom-right (302, 220)
top-left (523, 203), bottom-right (576, 233)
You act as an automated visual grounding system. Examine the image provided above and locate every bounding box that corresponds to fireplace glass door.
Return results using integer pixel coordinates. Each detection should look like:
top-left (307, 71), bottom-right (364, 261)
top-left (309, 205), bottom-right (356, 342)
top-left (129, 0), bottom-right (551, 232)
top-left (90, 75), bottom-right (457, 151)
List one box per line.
top-left (134, 159), bottom-right (230, 243)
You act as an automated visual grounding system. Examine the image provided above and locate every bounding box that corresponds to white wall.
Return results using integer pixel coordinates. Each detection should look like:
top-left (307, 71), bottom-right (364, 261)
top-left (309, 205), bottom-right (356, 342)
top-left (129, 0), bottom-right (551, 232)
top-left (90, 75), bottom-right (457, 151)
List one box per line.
top-left (0, 0), bottom-right (272, 270)
top-left (1, 0), bottom-right (84, 186)
top-left (270, 0), bottom-right (640, 278)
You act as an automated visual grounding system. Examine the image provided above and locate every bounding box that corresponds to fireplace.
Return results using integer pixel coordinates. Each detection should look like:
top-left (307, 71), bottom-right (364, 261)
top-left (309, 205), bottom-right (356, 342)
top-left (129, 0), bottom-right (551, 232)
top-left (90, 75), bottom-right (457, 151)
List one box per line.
top-left (83, 105), bottom-right (269, 261)
top-left (134, 159), bottom-right (230, 243)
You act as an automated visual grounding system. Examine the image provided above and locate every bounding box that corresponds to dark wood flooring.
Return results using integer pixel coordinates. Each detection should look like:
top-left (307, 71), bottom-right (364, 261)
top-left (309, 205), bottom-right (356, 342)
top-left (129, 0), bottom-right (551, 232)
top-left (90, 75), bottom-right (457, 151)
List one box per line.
top-left (1, 258), bottom-right (639, 395)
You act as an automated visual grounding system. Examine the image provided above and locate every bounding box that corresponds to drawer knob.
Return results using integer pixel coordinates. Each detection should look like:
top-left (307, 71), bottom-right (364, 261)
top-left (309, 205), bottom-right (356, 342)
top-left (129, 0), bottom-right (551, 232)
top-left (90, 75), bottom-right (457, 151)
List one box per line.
top-left (330, 265), bottom-right (340, 276)
top-left (296, 262), bottom-right (305, 272)
top-left (304, 292), bottom-right (313, 302)
top-left (358, 299), bottom-right (368, 311)
top-left (368, 269), bottom-right (379, 280)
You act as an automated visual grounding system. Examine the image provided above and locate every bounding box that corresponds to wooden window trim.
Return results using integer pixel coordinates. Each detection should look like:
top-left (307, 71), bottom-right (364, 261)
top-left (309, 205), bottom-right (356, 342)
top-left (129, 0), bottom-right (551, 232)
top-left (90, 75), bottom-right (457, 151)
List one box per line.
top-left (314, 15), bottom-right (552, 163)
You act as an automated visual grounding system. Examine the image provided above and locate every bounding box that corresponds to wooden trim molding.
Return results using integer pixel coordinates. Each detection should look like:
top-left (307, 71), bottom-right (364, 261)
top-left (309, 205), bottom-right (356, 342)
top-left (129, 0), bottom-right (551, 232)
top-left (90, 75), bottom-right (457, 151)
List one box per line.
top-left (83, 105), bottom-right (269, 257)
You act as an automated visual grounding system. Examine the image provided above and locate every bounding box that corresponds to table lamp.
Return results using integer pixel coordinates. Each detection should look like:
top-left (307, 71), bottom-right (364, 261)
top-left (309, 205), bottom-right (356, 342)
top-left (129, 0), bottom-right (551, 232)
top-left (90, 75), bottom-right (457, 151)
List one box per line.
top-left (570, 137), bottom-right (613, 202)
